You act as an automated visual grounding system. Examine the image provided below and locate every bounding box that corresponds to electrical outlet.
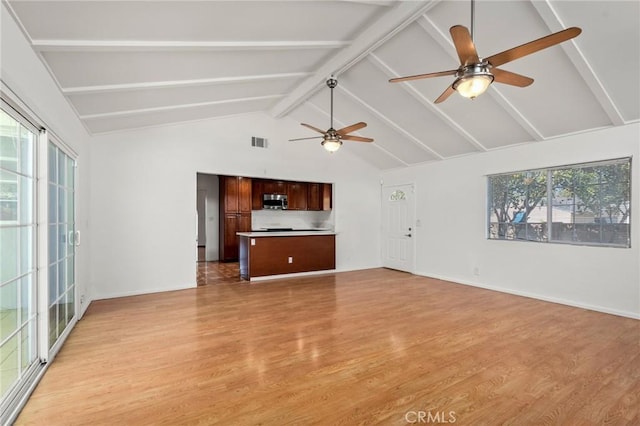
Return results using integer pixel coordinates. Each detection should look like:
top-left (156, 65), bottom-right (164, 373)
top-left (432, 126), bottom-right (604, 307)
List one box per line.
top-left (288, 257), bottom-right (293, 264)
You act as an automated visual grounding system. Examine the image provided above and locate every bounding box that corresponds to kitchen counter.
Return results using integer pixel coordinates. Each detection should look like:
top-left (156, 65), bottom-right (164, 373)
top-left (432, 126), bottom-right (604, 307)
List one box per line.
top-left (237, 230), bottom-right (336, 238)
top-left (237, 232), bottom-right (335, 280)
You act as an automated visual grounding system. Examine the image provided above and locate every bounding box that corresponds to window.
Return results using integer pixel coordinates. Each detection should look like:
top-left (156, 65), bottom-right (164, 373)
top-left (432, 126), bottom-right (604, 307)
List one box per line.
top-left (488, 158), bottom-right (631, 247)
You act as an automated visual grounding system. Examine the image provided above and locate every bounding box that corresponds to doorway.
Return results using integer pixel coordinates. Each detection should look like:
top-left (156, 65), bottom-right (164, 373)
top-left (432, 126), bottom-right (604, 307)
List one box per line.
top-left (381, 184), bottom-right (415, 273)
top-left (195, 173), bottom-right (219, 264)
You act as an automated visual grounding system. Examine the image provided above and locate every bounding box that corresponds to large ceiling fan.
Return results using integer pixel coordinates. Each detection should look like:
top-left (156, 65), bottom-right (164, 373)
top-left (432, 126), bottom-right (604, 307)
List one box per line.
top-left (289, 77), bottom-right (373, 152)
top-left (389, 0), bottom-right (582, 103)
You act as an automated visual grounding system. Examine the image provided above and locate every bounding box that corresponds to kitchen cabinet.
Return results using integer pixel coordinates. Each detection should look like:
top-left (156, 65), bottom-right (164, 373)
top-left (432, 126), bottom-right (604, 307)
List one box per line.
top-left (251, 180), bottom-right (263, 210)
top-left (219, 176), bottom-right (252, 261)
top-left (307, 183), bottom-right (321, 210)
top-left (307, 183), bottom-right (332, 211)
top-left (251, 178), bottom-right (332, 211)
top-left (262, 179), bottom-right (286, 195)
top-left (286, 182), bottom-right (308, 210)
top-left (239, 233), bottom-right (335, 279)
top-left (321, 183), bottom-right (332, 211)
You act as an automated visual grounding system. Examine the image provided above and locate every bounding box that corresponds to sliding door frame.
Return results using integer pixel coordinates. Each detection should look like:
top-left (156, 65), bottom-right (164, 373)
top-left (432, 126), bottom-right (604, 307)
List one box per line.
top-left (0, 83), bottom-right (79, 424)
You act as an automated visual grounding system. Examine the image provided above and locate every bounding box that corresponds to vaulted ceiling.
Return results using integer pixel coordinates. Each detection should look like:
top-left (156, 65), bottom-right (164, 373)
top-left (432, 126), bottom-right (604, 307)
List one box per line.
top-left (5, 1), bottom-right (639, 169)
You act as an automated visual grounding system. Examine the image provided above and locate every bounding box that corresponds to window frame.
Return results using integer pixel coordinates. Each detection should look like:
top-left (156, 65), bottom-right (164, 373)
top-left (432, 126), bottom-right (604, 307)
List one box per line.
top-left (487, 157), bottom-right (632, 248)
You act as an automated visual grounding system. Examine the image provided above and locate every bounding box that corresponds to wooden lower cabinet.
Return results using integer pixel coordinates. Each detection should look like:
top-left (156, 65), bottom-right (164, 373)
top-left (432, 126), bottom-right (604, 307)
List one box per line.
top-left (239, 234), bottom-right (335, 279)
top-left (220, 213), bottom-right (251, 262)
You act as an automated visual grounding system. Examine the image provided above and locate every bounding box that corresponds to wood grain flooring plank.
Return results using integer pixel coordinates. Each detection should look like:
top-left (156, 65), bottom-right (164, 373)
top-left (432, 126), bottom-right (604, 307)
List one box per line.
top-left (15, 265), bottom-right (640, 425)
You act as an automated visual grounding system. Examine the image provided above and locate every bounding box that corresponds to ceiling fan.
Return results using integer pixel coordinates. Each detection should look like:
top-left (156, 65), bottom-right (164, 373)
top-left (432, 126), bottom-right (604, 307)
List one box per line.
top-left (389, 0), bottom-right (582, 103)
top-left (289, 77), bottom-right (373, 152)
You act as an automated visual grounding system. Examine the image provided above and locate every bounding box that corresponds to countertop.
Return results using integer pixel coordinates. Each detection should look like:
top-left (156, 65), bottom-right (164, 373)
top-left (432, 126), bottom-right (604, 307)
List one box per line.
top-left (237, 230), bottom-right (336, 237)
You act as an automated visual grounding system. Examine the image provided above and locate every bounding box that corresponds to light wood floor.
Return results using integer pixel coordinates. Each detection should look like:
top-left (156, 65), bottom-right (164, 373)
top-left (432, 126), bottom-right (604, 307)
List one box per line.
top-left (16, 267), bottom-right (640, 425)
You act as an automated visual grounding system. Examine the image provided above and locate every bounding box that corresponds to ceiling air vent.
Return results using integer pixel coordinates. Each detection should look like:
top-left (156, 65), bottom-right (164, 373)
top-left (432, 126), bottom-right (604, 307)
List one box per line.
top-left (251, 137), bottom-right (268, 148)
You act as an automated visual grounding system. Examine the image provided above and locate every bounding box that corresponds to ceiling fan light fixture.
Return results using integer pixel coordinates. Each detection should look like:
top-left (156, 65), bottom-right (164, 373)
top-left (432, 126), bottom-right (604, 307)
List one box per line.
top-left (322, 136), bottom-right (342, 152)
top-left (453, 66), bottom-right (494, 99)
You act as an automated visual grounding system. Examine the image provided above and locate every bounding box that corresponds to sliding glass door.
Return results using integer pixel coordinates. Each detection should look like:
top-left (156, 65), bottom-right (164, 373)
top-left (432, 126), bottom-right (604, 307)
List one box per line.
top-left (0, 96), bottom-right (78, 422)
top-left (0, 105), bottom-right (39, 410)
top-left (47, 143), bottom-right (76, 348)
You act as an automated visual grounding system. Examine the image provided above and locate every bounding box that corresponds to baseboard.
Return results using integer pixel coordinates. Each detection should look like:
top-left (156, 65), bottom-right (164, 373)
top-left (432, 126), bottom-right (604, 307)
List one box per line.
top-left (93, 283), bottom-right (196, 301)
top-left (415, 271), bottom-right (640, 320)
top-left (79, 296), bottom-right (92, 319)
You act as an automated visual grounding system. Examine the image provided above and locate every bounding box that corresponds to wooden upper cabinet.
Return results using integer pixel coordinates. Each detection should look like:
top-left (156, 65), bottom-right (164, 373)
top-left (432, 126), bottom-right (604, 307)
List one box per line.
top-left (287, 182), bottom-right (308, 210)
top-left (321, 183), bottom-right (332, 211)
top-left (307, 183), bottom-right (321, 211)
top-left (221, 175), bottom-right (239, 213)
top-left (262, 179), bottom-right (286, 195)
top-left (220, 175), bottom-right (252, 213)
top-left (250, 178), bottom-right (332, 211)
top-left (251, 180), bottom-right (263, 210)
top-left (238, 177), bottom-right (252, 213)
top-left (307, 182), bottom-right (332, 211)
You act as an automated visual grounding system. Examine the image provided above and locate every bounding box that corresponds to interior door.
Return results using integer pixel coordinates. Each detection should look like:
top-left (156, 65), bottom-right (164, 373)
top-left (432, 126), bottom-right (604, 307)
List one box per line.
top-left (382, 184), bottom-right (415, 273)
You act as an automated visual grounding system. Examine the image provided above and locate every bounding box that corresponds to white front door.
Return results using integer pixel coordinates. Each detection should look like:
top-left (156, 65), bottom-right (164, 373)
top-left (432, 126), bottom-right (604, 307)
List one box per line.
top-left (382, 184), bottom-right (415, 273)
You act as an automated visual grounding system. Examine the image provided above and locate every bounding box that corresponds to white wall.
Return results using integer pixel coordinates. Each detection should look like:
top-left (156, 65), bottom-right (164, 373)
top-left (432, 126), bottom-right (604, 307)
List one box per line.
top-left (1, 3), bottom-right (92, 315)
top-left (382, 123), bottom-right (640, 318)
top-left (90, 113), bottom-right (382, 299)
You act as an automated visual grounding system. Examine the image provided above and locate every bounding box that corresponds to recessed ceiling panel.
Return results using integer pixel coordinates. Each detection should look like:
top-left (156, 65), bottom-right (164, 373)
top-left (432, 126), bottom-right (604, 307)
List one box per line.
top-left (305, 91), bottom-right (438, 165)
top-left (9, 1), bottom-right (386, 42)
top-left (553, 0), bottom-right (640, 122)
top-left (84, 97), bottom-right (278, 134)
top-left (339, 59), bottom-right (480, 158)
top-left (341, 142), bottom-right (407, 170)
top-left (43, 50), bottom-right (333, 88)
top-left (69, 78), bottom-right (301, 116)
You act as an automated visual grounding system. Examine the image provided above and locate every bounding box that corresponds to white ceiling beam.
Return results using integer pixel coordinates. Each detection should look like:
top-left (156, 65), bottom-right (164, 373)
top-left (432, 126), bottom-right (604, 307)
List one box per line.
top-left (416, 16), bottom-right (545, 142)
top-left (338, 1), bottom-right (396, 6)
top-left (270, 0), bottom-right (441, 118)
top-left (337, 84), bottom-right (445, 160)
top-left (368, 53), bottom-right (488, 152)
top-left (31, 40), bottom-right (350, 52)
top-left (304, 101), bottom-right (410, 167)
top-left (79, 94), bottom-right (283, 120)
top-left (531, 0), bottom-right (625, 126)
top-left (62, 72), bottom-right (311, 95)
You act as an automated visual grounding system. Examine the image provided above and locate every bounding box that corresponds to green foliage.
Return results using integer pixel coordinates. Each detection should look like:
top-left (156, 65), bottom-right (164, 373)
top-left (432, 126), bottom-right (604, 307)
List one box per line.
top-left (552, 162), bottom-right (630, 223)
top-left (489, 170), bottom-right (547, 224)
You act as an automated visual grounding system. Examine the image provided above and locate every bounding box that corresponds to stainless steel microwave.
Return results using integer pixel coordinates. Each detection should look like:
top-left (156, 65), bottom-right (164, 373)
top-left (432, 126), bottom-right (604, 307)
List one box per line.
top-left (263, 194), bottom-right (288, 210)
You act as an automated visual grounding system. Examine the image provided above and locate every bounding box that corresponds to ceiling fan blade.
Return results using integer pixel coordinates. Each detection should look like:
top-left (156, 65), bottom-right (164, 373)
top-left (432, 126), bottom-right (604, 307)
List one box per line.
top-left (485, 27), bottom-right (582, 68)
top-left (341, 135), bottom-right (373, 143)
top-left (336, 121), bottom-right (367, 136)
top-left (450, 25), bottom-right (480, 66)
top-left (492, 68), bottom-right (534, 87)
top-left (434, 86), bottom-right (456, 104)
top-left (389, 69), bottom-right (458, 83)
top-left (289, 136), bottom-right (323, 142)
top-left (300, 123), bottom-right (326, 134)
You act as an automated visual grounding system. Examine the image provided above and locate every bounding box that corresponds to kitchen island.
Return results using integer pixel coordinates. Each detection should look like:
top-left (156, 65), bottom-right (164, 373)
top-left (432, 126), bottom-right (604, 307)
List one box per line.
top-left (237, 231), bottom-right (336, 280)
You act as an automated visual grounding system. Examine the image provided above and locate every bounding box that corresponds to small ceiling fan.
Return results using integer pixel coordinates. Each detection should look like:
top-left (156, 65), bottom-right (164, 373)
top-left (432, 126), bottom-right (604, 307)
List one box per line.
top-left (289, 77), bottom-right (373, 152)
top-left (389, 0), bottom-right (581, 103)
